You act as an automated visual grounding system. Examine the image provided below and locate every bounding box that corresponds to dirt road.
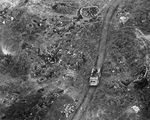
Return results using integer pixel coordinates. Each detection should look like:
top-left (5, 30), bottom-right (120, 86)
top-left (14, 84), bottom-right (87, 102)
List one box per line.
top-left (67, 0), bottom-right (124, 120)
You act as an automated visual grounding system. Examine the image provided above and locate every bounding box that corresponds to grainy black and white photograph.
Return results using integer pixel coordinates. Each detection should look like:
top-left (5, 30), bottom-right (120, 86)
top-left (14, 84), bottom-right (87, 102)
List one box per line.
top-left (0, 0), bottom-right (150, 120)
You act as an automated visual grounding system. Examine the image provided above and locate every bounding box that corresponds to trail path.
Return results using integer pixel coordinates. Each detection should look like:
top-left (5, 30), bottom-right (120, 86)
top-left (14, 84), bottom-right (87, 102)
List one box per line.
top-left (68, 0), bottom-right (124, 120)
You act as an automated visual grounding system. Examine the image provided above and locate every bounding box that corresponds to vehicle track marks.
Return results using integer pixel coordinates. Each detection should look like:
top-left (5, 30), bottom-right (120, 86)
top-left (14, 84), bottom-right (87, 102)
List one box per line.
top-left (68, 0), bottom-right (124, 120)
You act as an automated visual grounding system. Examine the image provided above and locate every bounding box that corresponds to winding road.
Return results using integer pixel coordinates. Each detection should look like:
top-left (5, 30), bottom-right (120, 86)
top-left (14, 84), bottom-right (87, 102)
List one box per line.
top-left (67, 0), bottom-right (124, 120)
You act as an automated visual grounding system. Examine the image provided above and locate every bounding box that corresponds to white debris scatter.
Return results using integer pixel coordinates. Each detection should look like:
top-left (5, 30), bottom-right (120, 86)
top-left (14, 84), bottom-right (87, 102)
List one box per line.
top-left (119, 16), bottom-right (128, 23)
top-left (61, 103), bottom-right (75, 118)
top-left (131, 106), bottom-right (140, 113)
top-left (118, 12), bottom-right (130, 24)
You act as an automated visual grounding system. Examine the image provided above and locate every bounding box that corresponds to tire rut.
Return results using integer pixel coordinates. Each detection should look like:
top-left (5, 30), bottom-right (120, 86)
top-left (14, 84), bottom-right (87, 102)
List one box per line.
top-left (67, 0), bottom-right (124, 120)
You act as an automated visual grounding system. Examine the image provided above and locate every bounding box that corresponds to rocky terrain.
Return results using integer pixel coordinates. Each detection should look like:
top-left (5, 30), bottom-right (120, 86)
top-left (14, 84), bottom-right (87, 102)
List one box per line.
top-left (0, 0), bottom-right (150, 120)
